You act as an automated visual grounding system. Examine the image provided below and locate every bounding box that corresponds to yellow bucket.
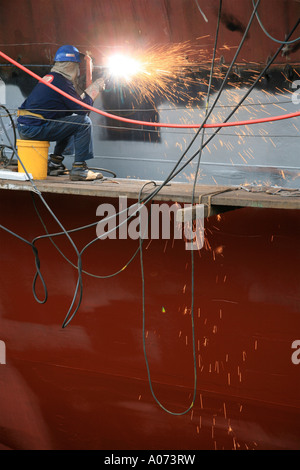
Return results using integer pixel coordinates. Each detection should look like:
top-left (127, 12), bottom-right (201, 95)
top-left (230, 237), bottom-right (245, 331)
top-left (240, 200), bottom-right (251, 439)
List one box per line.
top-left (17, 139), bottom-right (50, 180)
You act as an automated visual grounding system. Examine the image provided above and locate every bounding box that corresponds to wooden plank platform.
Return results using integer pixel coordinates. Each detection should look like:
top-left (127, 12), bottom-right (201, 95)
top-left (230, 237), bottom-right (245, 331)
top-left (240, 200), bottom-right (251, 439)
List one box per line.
top-left (1, 175), bottom-right (300, 217)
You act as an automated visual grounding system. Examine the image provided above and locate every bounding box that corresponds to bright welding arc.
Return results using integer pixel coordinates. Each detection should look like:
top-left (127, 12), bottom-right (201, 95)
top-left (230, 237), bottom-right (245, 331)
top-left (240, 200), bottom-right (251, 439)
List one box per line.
top-left (106, 54), bottom-right (142, 81)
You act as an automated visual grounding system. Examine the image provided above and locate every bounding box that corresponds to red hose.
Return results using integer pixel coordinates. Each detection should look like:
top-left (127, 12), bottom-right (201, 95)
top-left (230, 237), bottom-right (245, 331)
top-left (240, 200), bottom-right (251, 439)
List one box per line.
top-left (1, 50), bottom-right (299, 129)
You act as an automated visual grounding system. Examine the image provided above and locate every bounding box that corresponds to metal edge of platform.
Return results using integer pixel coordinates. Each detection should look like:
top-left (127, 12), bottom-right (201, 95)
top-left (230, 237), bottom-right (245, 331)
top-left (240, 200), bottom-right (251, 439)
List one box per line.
top-left (0, 177), bottom-right (300, 218)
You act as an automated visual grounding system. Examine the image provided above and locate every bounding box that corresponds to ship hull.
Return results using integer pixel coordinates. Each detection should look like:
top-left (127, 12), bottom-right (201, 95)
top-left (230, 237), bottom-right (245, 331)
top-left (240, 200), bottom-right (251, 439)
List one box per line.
top-left (0, 189), bottom-right (299, 450)
top-left (0, 0), bottom-right (300, 450)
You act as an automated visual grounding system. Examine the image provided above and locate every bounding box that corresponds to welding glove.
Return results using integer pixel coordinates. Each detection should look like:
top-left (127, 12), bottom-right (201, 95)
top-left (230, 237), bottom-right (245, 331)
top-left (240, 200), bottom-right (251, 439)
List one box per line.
top-left (84, 78), bottom-right (106, 101)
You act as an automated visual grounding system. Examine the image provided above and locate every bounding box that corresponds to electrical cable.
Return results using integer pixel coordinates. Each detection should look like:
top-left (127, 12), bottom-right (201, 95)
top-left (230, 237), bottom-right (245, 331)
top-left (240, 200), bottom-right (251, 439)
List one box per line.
top-left (195, 0), bottom-right (208, 23)
top-left (192, 0), bottom-right (221, 199)
top-left (163, 16), bottom-right (300, 182)
top-left (0, 222), bottom-right (48, 303)
top-left (138, 182), bottom-right (195, 415)
top-left (62, 181), bottom-right (156, 328)
top-left (116, 0), bottom-right (264, 216)
top-left (0, 104), bottom-right (16, 165)
top-left (29, 188), bottom-right (155, 326)
top-left (252, 0), bottom-right (300, 45)
top-left (0, 122), bottom-right (84, 328)
top-left (140, 0), bottom-right (221, 416)
top-left (88, 167), bottom-right (117, 178)
top-left (31, 191), bottom-right (143, 280)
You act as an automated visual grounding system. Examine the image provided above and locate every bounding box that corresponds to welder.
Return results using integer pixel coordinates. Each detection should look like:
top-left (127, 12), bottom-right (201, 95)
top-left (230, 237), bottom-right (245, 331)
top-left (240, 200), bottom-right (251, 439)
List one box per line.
top-left (17, 45), bottom-right (105, 181)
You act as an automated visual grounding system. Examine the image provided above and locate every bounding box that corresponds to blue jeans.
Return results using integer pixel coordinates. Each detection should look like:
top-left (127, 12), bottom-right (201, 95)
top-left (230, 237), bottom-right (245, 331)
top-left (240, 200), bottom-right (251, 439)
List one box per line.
top-left (17, 114), bottom-right (94, 163)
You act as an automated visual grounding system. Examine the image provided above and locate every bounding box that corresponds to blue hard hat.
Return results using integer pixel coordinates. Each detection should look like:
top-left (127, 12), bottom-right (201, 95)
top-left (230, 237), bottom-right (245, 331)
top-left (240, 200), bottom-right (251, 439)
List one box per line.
top-left (54, 45), bottom-right (81, 63)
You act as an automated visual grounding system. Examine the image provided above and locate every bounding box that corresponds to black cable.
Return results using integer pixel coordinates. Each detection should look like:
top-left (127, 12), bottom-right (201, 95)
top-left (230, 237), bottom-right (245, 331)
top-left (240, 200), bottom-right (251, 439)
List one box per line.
top-left (192, 0), bottom-right (221, 199)
top-left (0, 124), bottom-right (84, 328)
top-left (30, 180), bottom-right (159, 326)
top-left (31, 191), bottom-right (143, 279)
top-left (139, 0), bottom-right (221, 416)
top-left (62, 181), bottom-right (157, 328)
top-left (0, 222), bottom-right (48, 303)
top-left (0, 104), bottom-right (16, 166)
top-left (252, 0), bottom-right (300, 45)
top-left (88, 167), bottom-right (117, 178)
top-left (132, 0), bottom-right (262, 210)
top-left (165, 16), bottom-right (300, 182)
top-left (0, 110), bottom-right (48, 300)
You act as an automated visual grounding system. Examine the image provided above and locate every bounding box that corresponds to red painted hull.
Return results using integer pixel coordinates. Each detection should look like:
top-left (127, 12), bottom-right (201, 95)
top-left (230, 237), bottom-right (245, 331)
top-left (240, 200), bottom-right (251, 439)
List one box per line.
top-left (0, 189), bottom-right (299, 450)
top-left (0, 0), bottom-right (299, 66)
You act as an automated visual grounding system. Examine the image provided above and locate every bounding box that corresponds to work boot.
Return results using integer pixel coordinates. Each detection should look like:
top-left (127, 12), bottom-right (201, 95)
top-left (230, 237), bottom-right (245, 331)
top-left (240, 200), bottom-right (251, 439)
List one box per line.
top-left (69, 161), bottom-right (103, 181)
top-left (48, 154), bottom-right (66, 176)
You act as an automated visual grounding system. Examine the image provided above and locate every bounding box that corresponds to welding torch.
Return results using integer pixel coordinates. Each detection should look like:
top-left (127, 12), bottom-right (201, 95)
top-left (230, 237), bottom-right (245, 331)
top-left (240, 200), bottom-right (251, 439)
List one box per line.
top-left (80, 53), bottom-right (110, 101)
